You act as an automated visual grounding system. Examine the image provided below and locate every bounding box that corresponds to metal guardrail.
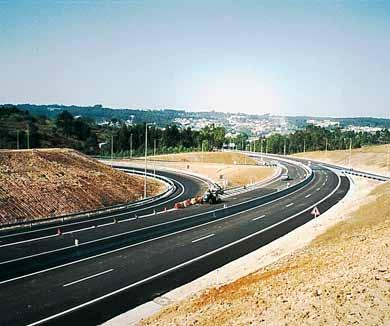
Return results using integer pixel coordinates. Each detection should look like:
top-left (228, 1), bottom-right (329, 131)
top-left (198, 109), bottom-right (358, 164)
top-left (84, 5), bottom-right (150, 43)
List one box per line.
top-left (0, 160), bottom-right (316, 282)
top-left (0, 169), bottom-right (176, 230)
top-left (222, 164), bottom-right (283, 197)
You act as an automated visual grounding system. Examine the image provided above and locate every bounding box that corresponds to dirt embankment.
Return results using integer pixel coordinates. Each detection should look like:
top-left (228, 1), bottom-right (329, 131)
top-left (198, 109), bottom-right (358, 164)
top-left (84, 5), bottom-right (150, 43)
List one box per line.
top-left (150, 152), bottom-right (256, 165)
top-left (293, 144), bottom-right (390, 177)
top-left (0, 149), bottom-right (163, 224)
top-left (127, 152), bottom-right (277, 187)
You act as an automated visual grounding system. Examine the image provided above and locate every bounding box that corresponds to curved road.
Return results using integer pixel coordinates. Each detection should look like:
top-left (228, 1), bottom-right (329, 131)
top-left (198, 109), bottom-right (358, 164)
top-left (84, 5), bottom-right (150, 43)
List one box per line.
top-left (0, 159), bottom-right (349, 326)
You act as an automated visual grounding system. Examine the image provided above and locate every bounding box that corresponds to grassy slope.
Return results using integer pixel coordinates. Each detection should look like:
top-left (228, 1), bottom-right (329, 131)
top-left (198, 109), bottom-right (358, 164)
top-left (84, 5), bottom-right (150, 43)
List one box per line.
top-left (0, 149), bottom-right (162, 224)
top-left (136, 152), bottom-right (276, 187)
top-left (293, 144), bottom-right (390, 176)
top-left (150, 152), bottom-right (257, 165)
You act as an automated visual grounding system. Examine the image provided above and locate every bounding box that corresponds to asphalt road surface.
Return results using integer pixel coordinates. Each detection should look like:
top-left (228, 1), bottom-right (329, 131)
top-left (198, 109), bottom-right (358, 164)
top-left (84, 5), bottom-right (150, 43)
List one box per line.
top-left (0, 159), bottom-right (348, 326)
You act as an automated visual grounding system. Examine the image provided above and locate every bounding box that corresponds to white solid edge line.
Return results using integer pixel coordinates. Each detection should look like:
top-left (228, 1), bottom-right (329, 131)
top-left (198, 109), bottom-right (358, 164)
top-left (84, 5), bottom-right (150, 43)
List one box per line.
top-left (0, 177), bottom-right (185, 242)
top-left (0, 168), bottom-right (317, 266)
top-left (26, 169), bottom-right (342, 326)
top-left (0, 157), bottom-right (292, 246)
top-left (62, 269), bottom-right (114, 288)
top-left (0, 157), bottom-right (288, 243)
top-left (0, 234), bottom-right (58, 248)
top-left (252, 214), bottom-right (266, 221)
top-left (191, 233), bottom-right (215, 243)
top-left (63, 226), bottom-right (95, 235)
top-left (0, 168), bottom-right (320, 281)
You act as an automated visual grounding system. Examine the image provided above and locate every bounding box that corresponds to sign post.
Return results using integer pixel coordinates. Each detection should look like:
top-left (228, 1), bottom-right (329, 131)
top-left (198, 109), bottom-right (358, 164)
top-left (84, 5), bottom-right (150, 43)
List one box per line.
top-left (311, 206), bottom-right (320, 218)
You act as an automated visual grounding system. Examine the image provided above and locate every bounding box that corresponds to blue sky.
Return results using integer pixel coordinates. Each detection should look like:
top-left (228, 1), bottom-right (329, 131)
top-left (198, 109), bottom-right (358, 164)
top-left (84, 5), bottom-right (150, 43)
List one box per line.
top-left (1, 0), bottom-right (390, 117)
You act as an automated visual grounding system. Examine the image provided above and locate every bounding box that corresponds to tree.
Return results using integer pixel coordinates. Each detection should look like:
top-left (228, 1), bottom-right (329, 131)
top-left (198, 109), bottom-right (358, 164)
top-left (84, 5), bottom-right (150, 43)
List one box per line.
top-left (56, 111), bottom-right (74, 137)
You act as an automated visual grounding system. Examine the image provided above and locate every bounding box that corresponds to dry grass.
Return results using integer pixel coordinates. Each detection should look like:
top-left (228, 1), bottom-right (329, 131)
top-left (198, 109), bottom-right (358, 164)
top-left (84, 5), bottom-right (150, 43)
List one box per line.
top-left (0, 149), bottom-right (163, 224)
top-left (141, 182), bottom-right (390, 325)
top-left (150, 152), bottom-right (257, 165)
top-left (117, 151), bottom-right (277, 187)
top-left (293, 144), bottom-right (390, 176)
top-left (152, 162), bottom-right (276, 187)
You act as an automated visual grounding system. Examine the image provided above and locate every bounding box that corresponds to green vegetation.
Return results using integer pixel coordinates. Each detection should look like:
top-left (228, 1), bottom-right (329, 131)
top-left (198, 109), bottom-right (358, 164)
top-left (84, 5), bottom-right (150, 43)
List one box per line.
top-left (252, 125), bottom-right (390, 155)
top-left (0, 105), bottom-right (389, 156)
top-left (0, 105), bottom-right (225, 156)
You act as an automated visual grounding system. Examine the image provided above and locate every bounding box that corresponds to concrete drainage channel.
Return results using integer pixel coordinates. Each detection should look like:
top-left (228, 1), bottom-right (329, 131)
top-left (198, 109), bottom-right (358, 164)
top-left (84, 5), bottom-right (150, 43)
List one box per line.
top-left (0, 169), bottom-right (176, 232)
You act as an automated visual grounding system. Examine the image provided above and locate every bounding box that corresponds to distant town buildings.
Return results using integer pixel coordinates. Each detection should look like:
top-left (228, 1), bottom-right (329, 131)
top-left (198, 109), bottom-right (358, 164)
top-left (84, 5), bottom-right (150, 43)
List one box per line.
top-left (306, 119), bottom-right (340, 128)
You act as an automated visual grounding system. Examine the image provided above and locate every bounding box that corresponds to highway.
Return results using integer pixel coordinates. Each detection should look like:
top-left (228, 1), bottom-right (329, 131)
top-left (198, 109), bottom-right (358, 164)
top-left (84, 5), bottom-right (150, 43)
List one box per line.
top-left (0, 158), bottom-right (349, 326)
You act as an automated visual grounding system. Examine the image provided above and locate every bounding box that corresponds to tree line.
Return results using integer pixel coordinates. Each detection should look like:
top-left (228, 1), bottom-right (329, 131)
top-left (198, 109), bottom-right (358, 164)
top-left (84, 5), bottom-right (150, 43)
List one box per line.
top-left (0, 105), bottom-right (389, 156)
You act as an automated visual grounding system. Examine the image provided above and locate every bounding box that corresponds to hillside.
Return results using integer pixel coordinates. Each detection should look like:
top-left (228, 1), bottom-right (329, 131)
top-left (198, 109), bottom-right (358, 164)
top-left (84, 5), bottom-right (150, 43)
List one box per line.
top-left (150, 152), bottom-right (257, 165)
top-left (0, 149), bottom-right (163, 225)
top-left (116, 152), bottom-right (278, 187)
top-left (293, 144), bottom-right (390, 176)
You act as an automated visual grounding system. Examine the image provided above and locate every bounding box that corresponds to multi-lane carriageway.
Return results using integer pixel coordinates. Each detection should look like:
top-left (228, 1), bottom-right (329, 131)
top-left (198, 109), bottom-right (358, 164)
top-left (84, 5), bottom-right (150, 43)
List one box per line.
top-left (0, 156), bottom-right (350, 326)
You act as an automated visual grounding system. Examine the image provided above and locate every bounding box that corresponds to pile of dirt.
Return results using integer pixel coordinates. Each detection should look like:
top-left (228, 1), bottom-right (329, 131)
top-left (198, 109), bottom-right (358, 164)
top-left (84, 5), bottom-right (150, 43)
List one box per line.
top-left (0, 149), bottom-right (163, 224)
top-left (142, 180), bottom-right (390, 326)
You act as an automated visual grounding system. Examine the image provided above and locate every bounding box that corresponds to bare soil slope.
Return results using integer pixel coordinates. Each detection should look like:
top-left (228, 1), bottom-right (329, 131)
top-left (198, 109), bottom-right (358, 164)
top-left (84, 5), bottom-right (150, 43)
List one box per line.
top-left (294, 144), bottom-right (390, 176)
top-left (129, 152), bottom-right (277, 187)
top-left (0, 149), bottom-right (162, 224)
top-left (150, 152), bottom-right (257, 165)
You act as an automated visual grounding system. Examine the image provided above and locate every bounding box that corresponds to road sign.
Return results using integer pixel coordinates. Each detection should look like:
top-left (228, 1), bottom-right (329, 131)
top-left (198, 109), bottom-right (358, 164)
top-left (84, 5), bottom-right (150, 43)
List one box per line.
top-left (311, 206), bottom-right (320, 217)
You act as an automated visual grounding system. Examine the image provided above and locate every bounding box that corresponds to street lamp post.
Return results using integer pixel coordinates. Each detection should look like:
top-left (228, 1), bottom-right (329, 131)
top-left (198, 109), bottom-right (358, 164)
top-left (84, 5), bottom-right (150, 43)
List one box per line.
top-left (111, 134), bottom-right (114, 160)
top-left (130, 133), bottom-right (133, 159)
top-left (144, 123), bottom-right (155, 199)
top-left (153, 139), bottom-right (156, 176)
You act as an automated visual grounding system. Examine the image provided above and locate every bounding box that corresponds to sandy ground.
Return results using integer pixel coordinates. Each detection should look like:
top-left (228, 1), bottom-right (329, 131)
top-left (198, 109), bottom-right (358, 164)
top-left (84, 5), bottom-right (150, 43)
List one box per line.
top-left (293, 144), bottom-right (390, 177)
top-left (149, 152), bottom-right (257, 165)
top-left (113, 152), bottom-right (276, 188)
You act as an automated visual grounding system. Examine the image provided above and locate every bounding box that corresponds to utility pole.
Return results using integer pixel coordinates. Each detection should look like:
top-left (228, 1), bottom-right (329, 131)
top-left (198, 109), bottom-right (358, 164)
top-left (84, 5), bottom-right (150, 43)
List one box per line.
top-left (153, 139), bottom-right (156, 176)
top-left (26, 128), bottom-right (30, 150)
top-left (303, 139), bottom-right (306, 153)
top-left (325, 138), bottom-right (328, 157)
top-left (260, 139), bottom-right (263, 153)
top-left (349, 138), bottom-right (352, 168)
top-left (283, 138), bottom-right (286, 156)
top-left (201, 141), bottom-right (204, 163)
top-left (16, 130), bottom-right (20, 150)
top-left (144, 123), bottom-right (155, 199)
top-left (387, 144), bottom-right (389, 171)
top-left (129, 133), bottom-right (133, 159)
top-left (111, 134), bottom-right (114, 160)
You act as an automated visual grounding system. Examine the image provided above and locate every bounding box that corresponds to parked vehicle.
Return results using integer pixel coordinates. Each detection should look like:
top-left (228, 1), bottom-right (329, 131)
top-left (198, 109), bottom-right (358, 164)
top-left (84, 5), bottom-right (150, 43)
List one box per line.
top-left (202, 186), bottom-right (224, 204)
top-left (281, 173), bottom-right (290, 181)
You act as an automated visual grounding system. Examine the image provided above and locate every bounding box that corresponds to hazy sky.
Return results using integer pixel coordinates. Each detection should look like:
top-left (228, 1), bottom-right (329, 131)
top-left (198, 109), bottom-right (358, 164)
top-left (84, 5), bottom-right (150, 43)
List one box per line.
top-left (1, 1), bottom-right (390, 117)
